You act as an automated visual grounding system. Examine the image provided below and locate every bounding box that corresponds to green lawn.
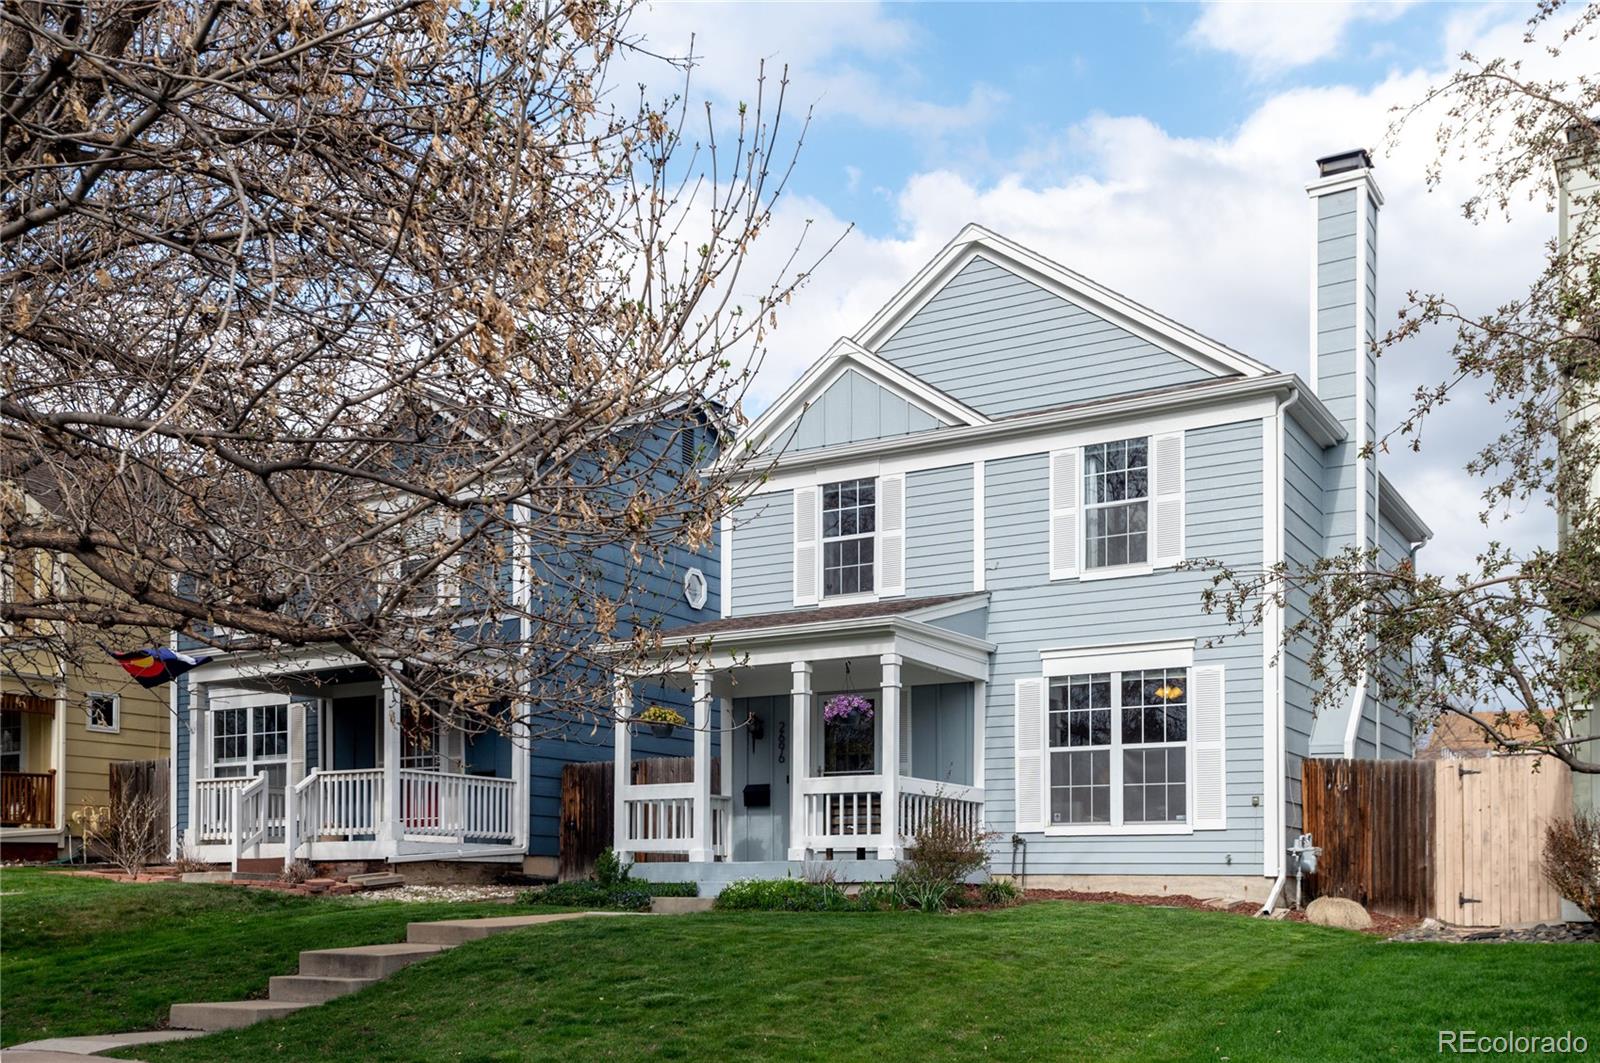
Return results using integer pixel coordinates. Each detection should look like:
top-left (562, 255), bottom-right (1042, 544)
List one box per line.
top-left (5, 869), bottom-right (1595, 1062)
top-left (0, 866), bottom-right (520, 1047)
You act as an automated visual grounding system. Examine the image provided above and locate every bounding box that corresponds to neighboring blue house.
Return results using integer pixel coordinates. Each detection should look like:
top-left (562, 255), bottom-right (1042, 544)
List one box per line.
top-left (170, 410), bottom-right (720, 877)
top-left (613, 150), bottom-right (1432, 903)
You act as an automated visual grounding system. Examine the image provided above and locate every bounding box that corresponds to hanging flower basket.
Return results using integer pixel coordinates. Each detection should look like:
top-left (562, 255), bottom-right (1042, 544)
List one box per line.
top-left (822, 693), bottom-right (874, 724)
top-left (636, 705), bottom-right (686, 738)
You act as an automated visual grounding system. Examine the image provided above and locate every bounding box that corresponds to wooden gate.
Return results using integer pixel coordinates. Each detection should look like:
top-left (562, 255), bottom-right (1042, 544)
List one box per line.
top-left (1434, 757), bottom-right (1572, 926)
top-left (1303, 757), bottom-right (1573, 926)
top-left (108, 758), bottom-right (170, 853)
top-left (557, 756), bottom-right (721, 881)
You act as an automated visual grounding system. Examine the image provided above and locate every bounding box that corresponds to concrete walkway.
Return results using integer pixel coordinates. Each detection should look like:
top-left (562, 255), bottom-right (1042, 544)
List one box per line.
top-left (3, 910), bottom-right (669, 1062)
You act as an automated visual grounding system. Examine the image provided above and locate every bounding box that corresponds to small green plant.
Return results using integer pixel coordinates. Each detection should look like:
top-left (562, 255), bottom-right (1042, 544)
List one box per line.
top-left (517, 879), bottom-right (697, 911)
top-left (714, 877), bottom-right (867, 912)
top-left (636, 705), bottom-right (686, 726)
top-left (978, 878), bottom-right (1021, 906)
top-left (594, 847), bottom-right (630, 887)
top-left (856, 881), bottom-right (899, 911)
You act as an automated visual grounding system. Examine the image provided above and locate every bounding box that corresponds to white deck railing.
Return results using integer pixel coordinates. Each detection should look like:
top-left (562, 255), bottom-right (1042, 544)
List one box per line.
top-left (622, 782), bottom-right (696, 853)
top-left (897, 776), bottom-right (984, 841)
top-left (399, 769), bottom-right (516, 842)
top-left (232, 773), bottom-right (270, 871)
top-left (194, 777), bottom-right (253, 843)
top-left (296, 768), bottom-right (385, 841)
top-left (801, 774), bottom-right (886, 850)
top-left (710, 795), bottom-right (732, 859)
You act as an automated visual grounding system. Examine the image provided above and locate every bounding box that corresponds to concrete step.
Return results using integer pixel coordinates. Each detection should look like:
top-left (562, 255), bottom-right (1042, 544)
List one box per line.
top-left (406, 911), bottom-right (630, 946)
top-left (268, 974), bottom-right (380, 1003)
top-left (650, 896), bottom-right (714, 914)
top-left (347, 872), bottom-right (406, 888)
top-left (168, 1000), bottom-right (310, 1031)
top-left (297, 942), bottom-right (446, 979)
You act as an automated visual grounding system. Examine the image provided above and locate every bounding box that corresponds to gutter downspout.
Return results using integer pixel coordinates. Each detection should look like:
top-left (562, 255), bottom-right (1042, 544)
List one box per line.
top-left (1259, 391), bottom-right (1299, 916)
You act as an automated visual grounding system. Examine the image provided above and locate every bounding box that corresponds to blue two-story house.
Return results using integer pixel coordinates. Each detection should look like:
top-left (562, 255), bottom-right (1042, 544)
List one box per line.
top-left (169, 409), bottom-right (722, 877)
top-left (612, 150), bottom-right (1432, 903)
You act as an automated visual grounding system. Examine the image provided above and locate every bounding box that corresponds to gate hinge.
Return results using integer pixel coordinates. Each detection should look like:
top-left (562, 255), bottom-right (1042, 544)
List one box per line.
top-left (1459, 893), bottom-right (1481, 906)
top-left (1457, 765), bottom-right (1481, 777)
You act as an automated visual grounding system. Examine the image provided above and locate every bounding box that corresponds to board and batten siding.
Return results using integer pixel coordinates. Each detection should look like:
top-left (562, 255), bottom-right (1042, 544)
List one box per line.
top-left (982, 420), bottom-right (1266, 876)
top-left (874, 256), bottom-right (1216, 419)
top-left (904, 464), bottom-right (975, 598)
top-left (761, 368), bottom-right (949, 455)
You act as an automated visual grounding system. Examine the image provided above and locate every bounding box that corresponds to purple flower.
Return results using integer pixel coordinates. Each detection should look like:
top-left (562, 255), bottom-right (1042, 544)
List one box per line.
top-left (822, 694), bottom-right (874, 723)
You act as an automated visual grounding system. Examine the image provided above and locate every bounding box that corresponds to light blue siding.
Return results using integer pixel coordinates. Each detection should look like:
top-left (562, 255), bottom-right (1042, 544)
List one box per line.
top-left (1281, 415), bottom-right (1327, 833)
top-left (730, 491), bottom-right (792, 616)
top-left (910, 683), bottom-right (974, 786)
top-left (1374, 508), bottom-right (1418, 759)
top-left (905, 464), bottom-right (974, 597)
top-left (766, 368), bottom-right (949, 454)
top-left (875, 256), bottom-right (1217, 418)
top-left (981, 420), bottom-right (1266, 875)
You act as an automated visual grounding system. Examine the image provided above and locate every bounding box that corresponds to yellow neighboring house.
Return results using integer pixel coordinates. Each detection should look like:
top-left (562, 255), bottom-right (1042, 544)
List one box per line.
top-left (2, 512), bottom-right (171, 860)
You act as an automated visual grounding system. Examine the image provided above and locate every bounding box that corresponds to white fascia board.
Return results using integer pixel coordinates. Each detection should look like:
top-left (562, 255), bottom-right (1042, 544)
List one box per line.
top-left (724, 338), bottom-right (987, 471)
top-left (1305, 168), bottom-right (1385, 208)
top-left (739, 373), bottom-right (1330, 494)
top-left (1377, 472), bottom-right (1434, 544)
top-left (614, 615), bottom-right (995, 669)
top-left (852, 225), bottom-right (1277, 380)
top-left (1039, 637), bottom-right (1195, 677)
top-left (188, 647), bottom-right (364, 686)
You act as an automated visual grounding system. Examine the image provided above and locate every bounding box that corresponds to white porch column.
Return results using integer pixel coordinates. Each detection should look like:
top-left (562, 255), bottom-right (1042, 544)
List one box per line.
top-left (787, 661), bottom-right (812, 861)
top-left (185, 680), bottom-right (206, 851)
top-left (380, 674), bottom-right (402, 844)
top-left (511, 700), bottom-right (532, 854)
top-left (689, 671), bottom-right (714, 862)
top-left (972, 679), bottom-right (987, 793)
top-left (879, 653), bottom-right (903, 860)
top-left (612, 675), bottom-right (633, 862)
top-left (718, 697), bottom-right (733, 801)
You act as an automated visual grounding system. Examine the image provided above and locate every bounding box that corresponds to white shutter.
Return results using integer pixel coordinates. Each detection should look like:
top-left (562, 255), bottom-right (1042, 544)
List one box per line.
top-left (1049, 449), bottom-right (1080, 580)
top-left (877, 473), bottom-right (906, 597)
top-left (1190, 665), bottom-right (1226, 830)
top-left (1013, 678), bottom-right (1046, 832)
top-left (792, 485), bottom-right (819, 606)
top-left (1152, 433), bottom-right (1185, 566)
top-left (898, 694), bottom-right (913, 776)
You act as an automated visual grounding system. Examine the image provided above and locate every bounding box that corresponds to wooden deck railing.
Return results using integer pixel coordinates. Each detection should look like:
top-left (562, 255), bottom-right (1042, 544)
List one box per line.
top-left (1, 771), bottom-right (55, 828)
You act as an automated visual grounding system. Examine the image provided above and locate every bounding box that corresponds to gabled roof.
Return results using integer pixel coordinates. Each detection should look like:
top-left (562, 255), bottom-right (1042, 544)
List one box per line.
top-left (853, 224), bottom-right (1277, 380)
top-left (732, 338), bottom-right (988, 465)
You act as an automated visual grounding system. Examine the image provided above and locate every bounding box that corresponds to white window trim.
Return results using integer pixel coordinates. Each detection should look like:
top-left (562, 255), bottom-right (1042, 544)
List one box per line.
top-left (85, 692), bottom-right (121, 734)
top-left (819, 476), bottom-right (881, 604)
top-left (1039, 640), bottom-right (1197, 838)
top-left (208, 692), bottom-right (291, 778)
top-left (1079, 435), bottom-right (1155, 580)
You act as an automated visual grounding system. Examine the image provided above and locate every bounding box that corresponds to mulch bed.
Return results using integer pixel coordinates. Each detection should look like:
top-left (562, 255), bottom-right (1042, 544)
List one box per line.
top-left (1021, 888), bottom-right (1422, 937)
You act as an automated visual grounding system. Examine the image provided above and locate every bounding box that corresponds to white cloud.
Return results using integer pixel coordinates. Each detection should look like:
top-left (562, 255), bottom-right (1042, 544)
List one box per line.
top-left (722, 4), bottom-right (1578, 578)
top-left (1188, 1), bottom-right (1417, 76)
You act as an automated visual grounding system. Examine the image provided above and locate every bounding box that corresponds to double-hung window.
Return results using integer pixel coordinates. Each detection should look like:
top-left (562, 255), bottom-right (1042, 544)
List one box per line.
top-left (821, 478), bottom-right (875, 597)
top-left (1048, 666), bottom-right (1187, 827)
top-left (1083, 437), bottom-right (1149, 570)
top-left (211, 701), bottom-right (289, 793)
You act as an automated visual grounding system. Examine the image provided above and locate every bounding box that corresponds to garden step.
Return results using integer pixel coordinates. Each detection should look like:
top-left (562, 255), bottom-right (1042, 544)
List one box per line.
top-left (268, 974), bottom-right (380, 1003)
top-left (297, 942), bottom-right (447, 979)
top-left (406, 911), bottom-right (624, 945)
top-left (650, 896), bottom-right (715, 914)
top-left (347, 871), bottom-right (406, 888)
top-left (168, 1000), bottom-right (310, 1031)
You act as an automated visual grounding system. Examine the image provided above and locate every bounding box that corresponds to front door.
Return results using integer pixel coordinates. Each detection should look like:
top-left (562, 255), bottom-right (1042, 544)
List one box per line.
top-left (330, 696), bottom-right (378, 770)
top-left (731, 695), bottom-right (791, 862)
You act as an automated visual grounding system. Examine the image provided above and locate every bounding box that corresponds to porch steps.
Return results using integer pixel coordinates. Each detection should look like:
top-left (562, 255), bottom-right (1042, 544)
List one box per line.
top-left (167, 911), bottom-right (635, 1033)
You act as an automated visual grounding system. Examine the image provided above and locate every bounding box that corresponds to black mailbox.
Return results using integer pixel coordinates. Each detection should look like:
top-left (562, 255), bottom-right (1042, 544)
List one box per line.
top-left (742, 783), bottom-right (771, 808)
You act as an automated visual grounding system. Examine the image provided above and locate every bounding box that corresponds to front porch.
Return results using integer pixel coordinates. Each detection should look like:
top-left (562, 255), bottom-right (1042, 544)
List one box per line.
top-left (185, 653), bottom-right (527, 870)
top-left (611, 594), bottom-right (993, 875)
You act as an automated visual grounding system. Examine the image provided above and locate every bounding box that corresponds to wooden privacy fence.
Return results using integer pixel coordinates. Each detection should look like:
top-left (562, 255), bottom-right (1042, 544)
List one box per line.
top-left (558, 756), bottom-right (721, 881)
top-left (108, 758), bottom-right (170, 853)
top-left (1303, 757), bottom-right (1573, 926)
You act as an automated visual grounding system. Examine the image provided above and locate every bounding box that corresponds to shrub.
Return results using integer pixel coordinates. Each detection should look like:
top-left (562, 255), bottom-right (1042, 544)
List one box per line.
top-left (1543, 812), bottom-right (1600, 922)
top-left (894, 799), bottom-right (995, 912)
top-left (594, 847), bottom-right (630, 887)
top-left (70, 791), bottom-right (166, 877)
top-left (714, 877), bottom-right (862, 912)
top-left (978, 878), bottom-right (1021, 906)
top-left (518, 878), bottom-right (696, 911)
top-left (856, 881), bottom-right (899, 911)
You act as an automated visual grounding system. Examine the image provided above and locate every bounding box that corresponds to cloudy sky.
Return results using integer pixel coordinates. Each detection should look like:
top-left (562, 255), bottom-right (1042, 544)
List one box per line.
top-left (627, 0), bottom-right (1578, 577)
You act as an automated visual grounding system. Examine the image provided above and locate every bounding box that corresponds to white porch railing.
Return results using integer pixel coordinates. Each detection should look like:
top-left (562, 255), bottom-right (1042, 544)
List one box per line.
top-left (897, 776), bottom-right (984, 841)
top-left (621, 782), bottom-right (695, 853)
top-left (194, 777), bottom-right (253, 843)
top-left (710, 795), bottom-right (732, 859)
top-left (399, 769), bottom-right (516, 842)
top-left (298, 768), bottom-right (386, 841)
top-left (801, 774), bottom-right (886, 850)
top-left (232, 773), bottom-right (271, 871)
